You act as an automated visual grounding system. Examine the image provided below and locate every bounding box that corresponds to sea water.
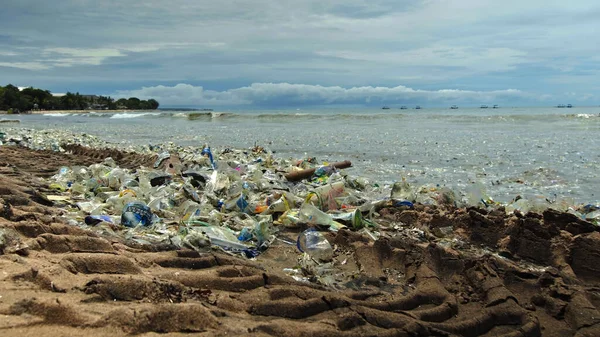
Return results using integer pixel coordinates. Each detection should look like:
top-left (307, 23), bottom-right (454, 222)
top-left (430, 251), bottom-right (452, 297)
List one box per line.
top-left (4, 106), bottom-right (600, 205)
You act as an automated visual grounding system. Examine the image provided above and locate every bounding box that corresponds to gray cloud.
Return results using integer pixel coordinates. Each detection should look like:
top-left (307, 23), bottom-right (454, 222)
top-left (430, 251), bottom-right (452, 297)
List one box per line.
top-left (1, 0), bottom-right (600, 105)
top-left (114, 82), bottom-right (536, 107)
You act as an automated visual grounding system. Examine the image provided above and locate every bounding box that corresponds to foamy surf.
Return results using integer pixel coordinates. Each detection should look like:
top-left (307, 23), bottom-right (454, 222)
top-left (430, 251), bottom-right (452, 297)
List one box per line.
top-left (109, 112), bottom-right (161, 119)
top-left (43, 113), bottom-right (72, 117)
top-left (186, 111), bottom-right (231, 120)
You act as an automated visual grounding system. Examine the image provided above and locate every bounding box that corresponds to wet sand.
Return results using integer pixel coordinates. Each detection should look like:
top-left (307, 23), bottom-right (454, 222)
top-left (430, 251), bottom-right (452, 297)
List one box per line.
top-left (1, 145), bottom-right (600, 336)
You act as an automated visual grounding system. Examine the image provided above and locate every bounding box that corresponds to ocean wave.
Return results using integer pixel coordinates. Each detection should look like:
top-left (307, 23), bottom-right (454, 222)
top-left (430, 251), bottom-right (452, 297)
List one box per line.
top-left (109, 112), bottom-right (162, 119)
top-left (43, 113), bottom-right (72, 117)
top-left (565, 113), bottom-right (599, 119)
top-left (186, 111), bottom-right (233, 120)
top-left (41, 109), bottom-right (600, 122)
top-left (251, 112), bottom-right (406, 121)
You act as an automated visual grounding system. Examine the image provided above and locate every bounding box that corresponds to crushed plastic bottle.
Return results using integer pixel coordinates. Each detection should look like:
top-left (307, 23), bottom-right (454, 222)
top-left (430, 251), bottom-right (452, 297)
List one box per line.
top-left (201, 145), bottom-right (216, 169)
top-left (237, 227), bottom-right (253, 241)
top-left (121, 201), bottom-right (154, 227)
top-left (297, 229), bottom-right (333, 262)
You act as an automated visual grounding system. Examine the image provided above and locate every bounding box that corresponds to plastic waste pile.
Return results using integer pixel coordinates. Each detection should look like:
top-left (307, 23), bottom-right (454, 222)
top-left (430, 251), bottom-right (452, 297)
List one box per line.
top-left (4, 127), bottom-right (600, 287)
top-left (44, 140), bottom-right (600, 261)
top-left (45, 142), bottom-right (400, 260)
top-left (0, 128), bottom-right (112, 152)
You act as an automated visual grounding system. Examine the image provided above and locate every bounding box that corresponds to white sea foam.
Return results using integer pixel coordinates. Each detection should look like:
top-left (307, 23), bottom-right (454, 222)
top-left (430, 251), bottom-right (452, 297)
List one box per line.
top-left (109, 112), bottom-right (161, 119)
top-left (44, 113), bottom-right (71, 117)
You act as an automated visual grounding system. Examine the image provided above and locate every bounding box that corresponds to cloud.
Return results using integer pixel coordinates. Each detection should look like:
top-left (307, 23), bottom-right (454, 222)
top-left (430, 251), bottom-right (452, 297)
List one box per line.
top-left (114, 82), bottom-right (535, 107)
top-left (1, 0), bottom-right (600, 103)
top-left (0, 61), bottom-right (49, 71)
top-left (42, 47), bottom-right (125, 66)
top-left (316, 46), bottom-right (528, 74)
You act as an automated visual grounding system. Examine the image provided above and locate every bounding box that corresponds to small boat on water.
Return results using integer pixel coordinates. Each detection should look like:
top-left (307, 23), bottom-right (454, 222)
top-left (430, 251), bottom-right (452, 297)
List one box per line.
top-left (567, 104), bottom-right (573, 108)
top-left (480, 105), bottom-right (488, 109)
top-left (400, 106), bottom-right (408, 110)
top-left (381, 106), bottom-right (390, 110)
top-left (557, 104), bottom-right (566, 108)
top-left (450, 105), bottom-right (459, 109)
top-left (415, 106), bottom-right (422, 110)
top-left (493, 105), bottom-right (499, 109)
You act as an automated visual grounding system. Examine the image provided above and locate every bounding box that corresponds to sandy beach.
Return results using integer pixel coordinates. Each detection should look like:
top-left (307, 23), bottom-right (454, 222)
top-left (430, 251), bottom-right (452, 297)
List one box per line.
top-left (0, 143), bottom-right (599, 336)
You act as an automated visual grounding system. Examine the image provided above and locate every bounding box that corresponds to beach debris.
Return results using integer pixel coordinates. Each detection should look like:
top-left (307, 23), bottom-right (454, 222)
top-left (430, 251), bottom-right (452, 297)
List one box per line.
top-left (121, 202), bottom-right (155, 228)
top-left (391, 178), bottom-right (416, 202)
top-left (467, 181), bottom-right (495, 207)
top-left (182, 229), bottom-right (211, 252)
top-left (0, 228), bottom-right (28, 255)
top-left (4, 127), bottom-right (597, 269)
top-left (84, 215), bottom-right (114, 226)
top-left (153, 151), bottom-right (170, 168)
top-left (285, 160), bottom-right (352, 182)
top-left (296, 229), bottom-right (333, 262)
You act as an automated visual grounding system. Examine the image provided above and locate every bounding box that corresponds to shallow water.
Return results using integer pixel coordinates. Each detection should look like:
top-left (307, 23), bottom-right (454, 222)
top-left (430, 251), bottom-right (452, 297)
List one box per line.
top-left (3, 106), bottom-right (600, 204)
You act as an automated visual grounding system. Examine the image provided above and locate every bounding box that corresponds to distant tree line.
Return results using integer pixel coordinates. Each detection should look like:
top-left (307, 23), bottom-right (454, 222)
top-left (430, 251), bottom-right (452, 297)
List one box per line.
top-left (0, 84), bottom-right (159, 113)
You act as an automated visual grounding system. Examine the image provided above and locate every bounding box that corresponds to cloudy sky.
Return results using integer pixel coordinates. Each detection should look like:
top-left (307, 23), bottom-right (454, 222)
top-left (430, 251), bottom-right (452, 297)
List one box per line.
top-left (1, 0), bottom-right (599, 107)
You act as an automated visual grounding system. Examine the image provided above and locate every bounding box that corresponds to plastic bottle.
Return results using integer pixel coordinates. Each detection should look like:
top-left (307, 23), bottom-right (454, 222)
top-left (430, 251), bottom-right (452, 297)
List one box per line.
top-left (254, 215), bottom-right (272, 245)
top-left (297, 229), bottom-right (333, 261)
top-left (121, 201), bottom-right (154, 227)
top-left (201, 145), bottom-right (217, 169)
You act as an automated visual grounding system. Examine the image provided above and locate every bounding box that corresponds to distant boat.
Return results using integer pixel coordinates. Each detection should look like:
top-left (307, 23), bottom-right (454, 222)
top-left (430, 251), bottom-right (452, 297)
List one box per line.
top-left (557, 104), bottom-right (566, 108)
top-left (493, 104), bottom-right (499, 109)
top-left (567, 104), bottom-right (573, 108)
top-left (381, 106), bottom-right (390, 110)
top-left (400, 106), bottom-right (408, 110)
top-left (415, 106), bottom-right (422, 110)
top-left (450, 105), bottom-right (459, 109)
top-left (480, 105), bottom-right (488, 109)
